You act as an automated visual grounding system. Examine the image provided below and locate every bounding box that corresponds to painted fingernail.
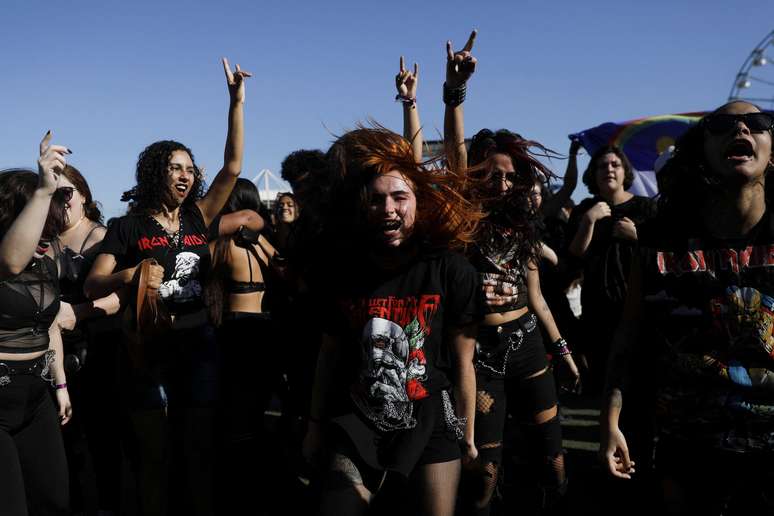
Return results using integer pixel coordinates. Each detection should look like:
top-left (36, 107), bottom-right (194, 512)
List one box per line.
top-left (46, 130), bottom-right (51, 135)
top-left (66, 148), bottom-right (73, 154)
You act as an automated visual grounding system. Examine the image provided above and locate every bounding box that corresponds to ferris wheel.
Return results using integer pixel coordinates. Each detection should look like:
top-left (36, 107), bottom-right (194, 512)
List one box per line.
top-left (728, 29), bottom-right (774, 109)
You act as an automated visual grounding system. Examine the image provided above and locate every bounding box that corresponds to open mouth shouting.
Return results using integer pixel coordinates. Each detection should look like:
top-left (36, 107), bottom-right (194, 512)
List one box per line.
top-left (380, 219), bottom-right (402, 236)
top-left (723, 138), bottom-right (755, 164)
top-left (174, 182), bottom-right (190, 199)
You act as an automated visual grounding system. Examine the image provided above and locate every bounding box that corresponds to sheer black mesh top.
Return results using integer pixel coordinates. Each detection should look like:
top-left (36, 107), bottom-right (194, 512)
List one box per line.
top-left (0, 256), bottom-right (59, 353)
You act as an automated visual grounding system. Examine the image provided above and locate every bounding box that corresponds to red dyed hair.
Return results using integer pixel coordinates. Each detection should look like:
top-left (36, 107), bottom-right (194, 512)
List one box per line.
top-left (327, 125), bottom-right (484, 249)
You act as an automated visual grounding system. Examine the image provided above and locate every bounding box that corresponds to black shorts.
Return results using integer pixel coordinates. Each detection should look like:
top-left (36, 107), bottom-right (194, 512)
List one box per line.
top-left (476, 312), bottom-right (549, 380)
top-left (330, 390), bottom-right (461, 478)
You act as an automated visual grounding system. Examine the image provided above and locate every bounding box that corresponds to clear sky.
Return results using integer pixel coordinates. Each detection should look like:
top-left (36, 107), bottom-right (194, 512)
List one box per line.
top-left (2, 0), bottom-right (773, 218)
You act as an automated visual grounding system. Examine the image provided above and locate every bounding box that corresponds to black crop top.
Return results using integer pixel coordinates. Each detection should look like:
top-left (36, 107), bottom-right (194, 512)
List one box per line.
top-left (227, 247), bottom-right (265, 294)
top-left (468, 224), bottom-right (529, 314)
top-left (0, 256), bottom-right (60, 353)
top-left (227, 249), bottom-right (266, 294)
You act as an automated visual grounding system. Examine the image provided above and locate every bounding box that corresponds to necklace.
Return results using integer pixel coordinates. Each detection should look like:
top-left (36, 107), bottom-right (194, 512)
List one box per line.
top-left (150, 213), bottom-right (184, 248)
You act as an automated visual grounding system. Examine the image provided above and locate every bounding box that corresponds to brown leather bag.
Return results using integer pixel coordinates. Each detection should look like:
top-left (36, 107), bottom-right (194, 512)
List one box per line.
top-left (125, 259), bottom-right (171, 369)
top-left (136, 258), bottom-right (171, 335)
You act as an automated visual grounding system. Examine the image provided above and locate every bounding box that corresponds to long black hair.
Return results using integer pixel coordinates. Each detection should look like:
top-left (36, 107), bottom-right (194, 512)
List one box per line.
top-left (204, 178), bottom-right (266, 326)
top-left (121, 140), bottom-right (205, 215)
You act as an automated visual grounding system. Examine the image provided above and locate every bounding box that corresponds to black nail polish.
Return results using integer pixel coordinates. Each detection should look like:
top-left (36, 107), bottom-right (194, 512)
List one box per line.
top-left (66, 148), bottom-right (73, 154)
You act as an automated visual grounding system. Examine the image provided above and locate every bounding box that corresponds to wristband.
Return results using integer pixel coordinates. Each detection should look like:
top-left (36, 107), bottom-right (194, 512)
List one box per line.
top-left (55, 383), bottom-right (68, 390)
top-left (395, 94), bottom-right (416, 107)
top-left (552, 338), bottom-right (572, 356)
top-left (443, 82), bottom-right (466, 107)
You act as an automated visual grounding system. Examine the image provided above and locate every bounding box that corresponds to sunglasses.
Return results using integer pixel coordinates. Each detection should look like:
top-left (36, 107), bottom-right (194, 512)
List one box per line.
top-left (55, 186), bottom-right (75, 202)
top-left (492, 170), bottom-right (517, 183)
top-left (702, 112), bottom-right (774, 135)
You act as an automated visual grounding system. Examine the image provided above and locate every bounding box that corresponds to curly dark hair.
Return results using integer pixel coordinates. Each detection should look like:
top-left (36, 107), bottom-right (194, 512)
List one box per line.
top-left (467, 128), bottom-right (557, 266)
top-left (582, 145), bottom-right (635, 195)
top-left (0, 169), bottom-right (66, 241)
top-left (657, 102), bottom-right (774, 233)
top-left (61, 164), bottom-right (102, 223)
top-left (121, 140), bottom-right (205, 215)
top-left (280, 149), bottom-right (327, 189)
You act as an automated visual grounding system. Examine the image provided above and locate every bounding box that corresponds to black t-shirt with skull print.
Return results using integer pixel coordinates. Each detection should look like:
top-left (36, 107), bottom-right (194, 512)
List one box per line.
top-left (100, 205), bottom-right (211, 315)
top-left (322, 249), bottom-right (480, 431)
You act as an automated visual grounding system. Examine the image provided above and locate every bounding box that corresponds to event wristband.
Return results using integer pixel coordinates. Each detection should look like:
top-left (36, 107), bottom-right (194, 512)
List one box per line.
top-left (55, 383), bottom-right (68, 390)
top-left (553, 338), bottom-right (572, 356)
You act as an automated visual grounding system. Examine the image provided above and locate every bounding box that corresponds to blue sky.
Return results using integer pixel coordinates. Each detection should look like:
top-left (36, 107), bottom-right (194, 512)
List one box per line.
top-left (2, 0), bottom-right (772, 218)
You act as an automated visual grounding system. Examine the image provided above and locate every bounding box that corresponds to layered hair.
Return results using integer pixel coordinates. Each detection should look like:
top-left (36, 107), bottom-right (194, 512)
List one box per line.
top-left (326, 125), bottom-right (484, 250)
top-left (61, 164), bottom-right (102, 223)
top-left (204, 178), bottom-right (266, 326)
top-left (657, 102), bottom-right (774, 232)
top-left (582, 145), bottom-right (635, 195)
top-left (121, 140), bottom-right (205, 215)
top-left (0, 169), bottom-right (67, 241)
top-left (467, 128), bottom-right (557, 266)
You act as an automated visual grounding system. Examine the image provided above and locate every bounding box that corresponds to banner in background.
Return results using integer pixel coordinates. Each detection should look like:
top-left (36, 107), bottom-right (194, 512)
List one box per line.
top-left (569, 113), bottom-right (704, 197)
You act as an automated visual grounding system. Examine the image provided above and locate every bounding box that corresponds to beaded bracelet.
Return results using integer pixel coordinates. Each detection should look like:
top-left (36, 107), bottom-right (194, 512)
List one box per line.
top-left (443, 82), bottom-right (466, 107)
top-left (55, 383), bottom-right (68, 390)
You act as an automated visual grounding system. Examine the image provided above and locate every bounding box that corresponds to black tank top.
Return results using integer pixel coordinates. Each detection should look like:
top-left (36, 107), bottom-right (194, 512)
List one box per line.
top-left (0, 256), bottom-right (60, 353)
top-left (468, 224), bottom-right (528, 314)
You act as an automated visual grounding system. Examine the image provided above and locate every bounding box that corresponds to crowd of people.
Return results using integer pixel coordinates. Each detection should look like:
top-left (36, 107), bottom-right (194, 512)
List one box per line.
top-left (0, 31), bottom-right (772, 516)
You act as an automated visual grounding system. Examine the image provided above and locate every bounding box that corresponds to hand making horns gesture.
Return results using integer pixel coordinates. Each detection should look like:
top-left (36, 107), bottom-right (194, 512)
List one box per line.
top-left (222, 57), bottom-right (252, 104)
top-left (396, 56), bottom-right (419, 100)
top-left (38, 131), bottom-right (70, 196)
top-left (446, 30), bottom-right (477, 88)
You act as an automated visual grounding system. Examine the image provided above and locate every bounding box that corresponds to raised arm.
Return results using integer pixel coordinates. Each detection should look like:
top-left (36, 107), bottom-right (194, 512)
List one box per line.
top-left (395, 56), bottom-right (423, 162)
top-left (443, 30), bottom-right (477, 174)
top-left (196, 58), bottom-right (252, 226)
top-left (216, 210), bottom-right (266, 236)
top-left (0, 132), bottom-right (69, 280)
top-left (543, 140), bottom-right (580, 219)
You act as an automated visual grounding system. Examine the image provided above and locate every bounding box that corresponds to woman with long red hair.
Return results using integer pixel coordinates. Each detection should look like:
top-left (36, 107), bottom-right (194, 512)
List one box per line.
top-left (303, 126), bottom-right (483, 516)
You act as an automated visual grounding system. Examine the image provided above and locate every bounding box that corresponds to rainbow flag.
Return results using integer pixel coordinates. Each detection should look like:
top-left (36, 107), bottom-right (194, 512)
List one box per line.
top-left (570, 113), bottom-right (705, 197)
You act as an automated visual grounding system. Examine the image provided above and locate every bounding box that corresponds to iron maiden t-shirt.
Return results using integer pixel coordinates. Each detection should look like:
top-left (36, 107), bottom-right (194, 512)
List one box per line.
top-left (100, 205), bottom-right (211, 315)
top-left (614, 213), bottom-right (774, 454)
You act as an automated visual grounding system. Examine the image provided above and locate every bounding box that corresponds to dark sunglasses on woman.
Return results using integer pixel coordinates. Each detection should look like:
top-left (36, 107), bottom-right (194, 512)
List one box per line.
top-left (55, 186), bottom-right (75, 202)
top-left (702, 112), bottom-right (774, 135)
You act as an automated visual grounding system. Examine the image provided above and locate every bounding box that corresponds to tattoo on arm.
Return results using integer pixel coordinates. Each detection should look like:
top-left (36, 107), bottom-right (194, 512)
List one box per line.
top-left (608, 388), bottom-right (622, 409)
